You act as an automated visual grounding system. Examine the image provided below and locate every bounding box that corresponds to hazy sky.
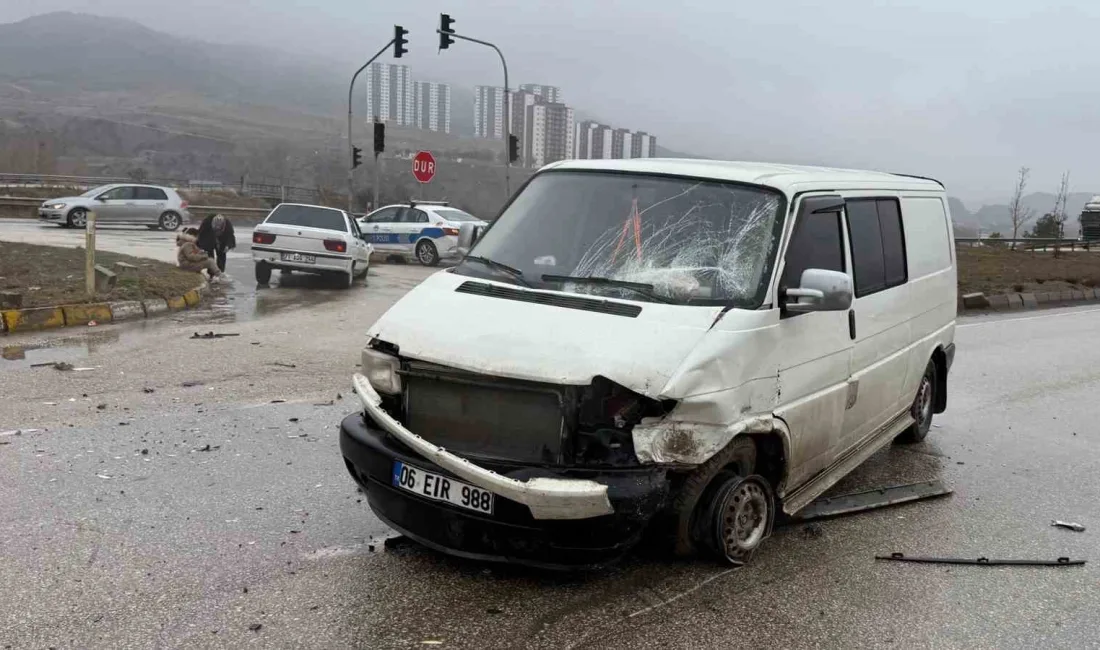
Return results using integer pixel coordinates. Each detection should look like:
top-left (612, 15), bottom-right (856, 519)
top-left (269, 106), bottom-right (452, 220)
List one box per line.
top-left (4, 0), bottom-right (1100, 204)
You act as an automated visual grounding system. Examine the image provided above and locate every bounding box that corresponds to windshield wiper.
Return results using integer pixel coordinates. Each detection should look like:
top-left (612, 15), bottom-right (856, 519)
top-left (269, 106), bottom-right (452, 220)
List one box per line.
top-left (462, 255), bottom-right (530, 287)
top-left (540, 274), bottom-right (672, 304)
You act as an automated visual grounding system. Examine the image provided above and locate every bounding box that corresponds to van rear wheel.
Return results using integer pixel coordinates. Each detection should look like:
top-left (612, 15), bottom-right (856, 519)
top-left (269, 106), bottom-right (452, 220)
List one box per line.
top-left (896, 360), bottom-right (936, 444)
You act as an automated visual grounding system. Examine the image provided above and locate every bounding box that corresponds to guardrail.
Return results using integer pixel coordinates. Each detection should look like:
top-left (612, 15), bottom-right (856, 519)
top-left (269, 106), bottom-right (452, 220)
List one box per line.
top-left (0, 173), bottom-right (321, 202)
top-left (955, 237), bottom-right (1095, 251)
top-left (0, 196), bottom-right (270, 219)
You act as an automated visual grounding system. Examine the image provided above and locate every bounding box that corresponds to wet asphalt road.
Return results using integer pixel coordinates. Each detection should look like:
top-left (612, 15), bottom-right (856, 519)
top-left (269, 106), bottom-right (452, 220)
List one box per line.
top-left (3, 220), bottom-right (1100, 648)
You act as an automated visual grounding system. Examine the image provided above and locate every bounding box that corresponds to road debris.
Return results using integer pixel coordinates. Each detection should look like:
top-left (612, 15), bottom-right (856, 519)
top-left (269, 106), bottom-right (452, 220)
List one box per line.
top-left (271, 399), bottom-right (286, 404)
top-left (289, 417), bottom-right (299, 423)
top-left (1, 429), bottom-right (38, 437)
top-left (31, 361), bottom-right (74, 371)
top-left (270, 362), bottom-right (297, 369)
top-left (96, 474), bottom-right (112, 480)
top-left (248, 623), bottom-right (262, 632)
top-left (181, 380), bottom-right (204, 388)
top-left (790, 480), bottom-right (953, 522)
top-left (143, 388), bottom-right (155, 394)
top-left (195, 444), bottom-right (219, 452)
top-left (191, 331), bottom-right (240, 339)
top-left (875, 553), bottom-right (1085, 567)
top-left (1052, 520), bottom-right (1087, 532)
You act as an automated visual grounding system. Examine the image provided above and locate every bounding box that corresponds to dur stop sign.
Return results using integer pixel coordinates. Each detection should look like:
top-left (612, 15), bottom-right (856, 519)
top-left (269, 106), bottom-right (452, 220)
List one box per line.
top-left (412, 151), bottom-right (436, 183)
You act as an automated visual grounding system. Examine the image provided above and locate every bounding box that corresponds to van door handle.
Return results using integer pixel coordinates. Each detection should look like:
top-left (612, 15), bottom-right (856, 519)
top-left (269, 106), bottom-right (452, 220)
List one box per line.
top-left (848, 310), bottom-right (856, 340)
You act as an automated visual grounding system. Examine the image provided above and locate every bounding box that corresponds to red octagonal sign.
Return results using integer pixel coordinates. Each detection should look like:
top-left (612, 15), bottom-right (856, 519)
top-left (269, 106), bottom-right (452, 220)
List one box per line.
top-left (412, 150), bottom-right (436, 184)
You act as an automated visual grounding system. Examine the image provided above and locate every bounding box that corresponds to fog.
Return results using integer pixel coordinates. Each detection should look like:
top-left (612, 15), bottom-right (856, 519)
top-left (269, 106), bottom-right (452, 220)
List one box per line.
top-left (4, 0), bottom-right (1100, 203)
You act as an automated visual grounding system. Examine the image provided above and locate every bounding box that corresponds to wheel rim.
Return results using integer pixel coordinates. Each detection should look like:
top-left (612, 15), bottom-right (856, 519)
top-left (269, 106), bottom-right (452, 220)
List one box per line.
top-left (417, 243), bottom-right (434, 264)
top-left (721, 479), bottom-right (769, 556)
top-left (71, 210), bottom-right (86, 227)
top-left (913, 374), bottom-right (933, 428)
top-left (162, 213), bottom-right (179, 229)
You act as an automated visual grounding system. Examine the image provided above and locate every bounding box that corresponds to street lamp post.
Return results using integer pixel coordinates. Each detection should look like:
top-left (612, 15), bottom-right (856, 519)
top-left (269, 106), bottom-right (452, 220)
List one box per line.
top-left (347, 39), bottom-right (396, 213)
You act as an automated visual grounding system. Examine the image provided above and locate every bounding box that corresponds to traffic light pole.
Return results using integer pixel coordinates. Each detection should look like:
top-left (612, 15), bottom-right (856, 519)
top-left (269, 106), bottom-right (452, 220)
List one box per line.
top-left (347, 39), bottom-right (395, 213)
top-left (441, 31), bottom-right (511, 196)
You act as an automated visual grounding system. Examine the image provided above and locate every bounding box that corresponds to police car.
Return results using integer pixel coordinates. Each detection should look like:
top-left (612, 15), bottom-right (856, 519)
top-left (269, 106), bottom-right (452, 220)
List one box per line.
top-left (357, 201), bottom-right (487, 266)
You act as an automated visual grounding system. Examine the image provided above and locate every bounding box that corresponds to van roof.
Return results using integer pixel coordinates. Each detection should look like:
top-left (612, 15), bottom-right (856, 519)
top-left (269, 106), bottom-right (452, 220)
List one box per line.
top-left (543, 158), bottom-right (944, 194)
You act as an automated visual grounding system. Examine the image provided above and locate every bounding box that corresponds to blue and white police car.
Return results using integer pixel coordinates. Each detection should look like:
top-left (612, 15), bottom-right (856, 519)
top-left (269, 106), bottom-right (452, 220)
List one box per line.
top-left (357, 201), bottom-right (487, 266)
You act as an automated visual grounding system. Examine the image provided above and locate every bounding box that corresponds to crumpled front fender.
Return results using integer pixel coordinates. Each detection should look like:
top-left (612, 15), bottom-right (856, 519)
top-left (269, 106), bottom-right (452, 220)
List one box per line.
top-left (632, 413), bottom-right (779, 465)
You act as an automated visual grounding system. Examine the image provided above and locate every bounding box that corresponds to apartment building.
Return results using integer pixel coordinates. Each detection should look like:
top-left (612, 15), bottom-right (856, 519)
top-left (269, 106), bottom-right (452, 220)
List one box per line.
top-left (523, 102), bottom-right (575, 168)
top-left (574, 121), bottom-right (657, 160)
top-left (413, 81), bottom-right (452, 134)
top-left (365, 62), bottom-right (413, 125)
top-left (474, 85), bottom-right (508, 139)
top-left (518, 83), bottom-right (561, 104)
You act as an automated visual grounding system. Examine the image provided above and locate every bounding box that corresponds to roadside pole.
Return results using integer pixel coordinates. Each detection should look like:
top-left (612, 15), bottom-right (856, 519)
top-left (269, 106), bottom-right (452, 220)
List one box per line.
top-left (347, 37), bottom-right (397, 213)
top-left (85, 210), bottom-right (96, 296)
top-left (373, 150), bottom-right (380, 212)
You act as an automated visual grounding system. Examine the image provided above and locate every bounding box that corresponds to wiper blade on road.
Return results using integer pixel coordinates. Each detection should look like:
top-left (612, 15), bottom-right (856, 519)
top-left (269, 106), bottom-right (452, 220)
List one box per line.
top-left (462, 255), bottom-right (530, 286)
top-left (540, 274), bottom-right (671, 303)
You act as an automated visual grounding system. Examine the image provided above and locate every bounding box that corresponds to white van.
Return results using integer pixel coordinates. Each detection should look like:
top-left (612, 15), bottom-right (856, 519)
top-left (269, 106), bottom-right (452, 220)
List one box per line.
top-left (339, 159), bottom-right (956, 569)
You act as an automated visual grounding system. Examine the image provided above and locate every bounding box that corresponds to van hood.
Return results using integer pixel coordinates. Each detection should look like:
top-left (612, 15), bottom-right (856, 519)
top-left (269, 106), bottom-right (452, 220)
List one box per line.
top-left (367, 271), bottom-right (724, 398)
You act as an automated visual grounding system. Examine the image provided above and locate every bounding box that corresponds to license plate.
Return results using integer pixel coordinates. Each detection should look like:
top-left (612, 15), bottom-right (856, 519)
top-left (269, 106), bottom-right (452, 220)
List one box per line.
top-left (392, 461), bottom-right (494, 514)
top-left (280, 252), bottom-right (316, 264)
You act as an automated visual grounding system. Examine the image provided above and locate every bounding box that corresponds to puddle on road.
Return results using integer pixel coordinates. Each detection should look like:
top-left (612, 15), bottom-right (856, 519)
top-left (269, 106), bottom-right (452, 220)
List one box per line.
top-left (1, 329), bottom-right (120, 369)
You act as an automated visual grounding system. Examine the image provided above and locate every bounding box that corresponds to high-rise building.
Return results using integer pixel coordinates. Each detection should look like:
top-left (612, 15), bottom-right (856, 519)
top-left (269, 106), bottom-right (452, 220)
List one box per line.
top-left (574, 121), bottom-right (657, 160)
top-left (518, 84), bottom-right (561, 104)
top-left (365, 62), bottom-right (413, 126)
top-left (524, 102), bottom-right (575, 168)
top-left (631, 132), bottom-right (657, 158)
top-left (413, 81), bottom-right (451, 134)
top-left (510, 90), bottom-right (539, 154)
top-left (474, 86), bottom-right (508, 139)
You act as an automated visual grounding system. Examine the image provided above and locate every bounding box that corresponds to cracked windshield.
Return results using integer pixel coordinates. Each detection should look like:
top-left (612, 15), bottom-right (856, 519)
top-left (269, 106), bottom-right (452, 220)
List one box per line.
top-left (1, 1), bottom-right (1098, 648)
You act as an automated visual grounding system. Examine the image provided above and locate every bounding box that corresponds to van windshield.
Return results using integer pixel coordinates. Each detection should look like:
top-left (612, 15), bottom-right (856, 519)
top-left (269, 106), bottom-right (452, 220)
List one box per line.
top-left (455, 171), bottom-right (785, 307)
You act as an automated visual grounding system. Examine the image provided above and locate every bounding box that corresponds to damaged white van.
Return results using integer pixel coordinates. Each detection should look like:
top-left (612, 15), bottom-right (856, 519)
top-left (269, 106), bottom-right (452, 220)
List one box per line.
top-left (340, 159), bottom-right (956, 569)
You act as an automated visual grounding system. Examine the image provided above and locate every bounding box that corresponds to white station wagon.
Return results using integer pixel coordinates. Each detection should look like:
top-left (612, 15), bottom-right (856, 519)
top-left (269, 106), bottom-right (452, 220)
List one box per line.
top-left (339, 159), bottom-right (957, 569)
top-left (252, 203), bottom-right (373, 288)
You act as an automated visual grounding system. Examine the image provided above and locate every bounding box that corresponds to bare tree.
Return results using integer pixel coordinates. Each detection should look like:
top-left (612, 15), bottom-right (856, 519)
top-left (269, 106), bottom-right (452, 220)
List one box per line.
top-left (1051, 170), bottom-right (1071, 257)
top-left (1008, 166), bottom-right (1035, 249)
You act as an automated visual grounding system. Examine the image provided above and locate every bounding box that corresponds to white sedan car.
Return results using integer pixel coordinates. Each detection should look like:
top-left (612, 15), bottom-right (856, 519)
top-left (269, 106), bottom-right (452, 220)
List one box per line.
top-left (357, 201), bottom-right (487, 266)
top-left (251, 203), bottom-right (373, 289)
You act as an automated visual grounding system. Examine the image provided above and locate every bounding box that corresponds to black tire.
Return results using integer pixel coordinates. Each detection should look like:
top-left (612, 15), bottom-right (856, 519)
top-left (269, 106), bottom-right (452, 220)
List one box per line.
top-left (158, 211), bottom-right (182, 231)
top-left (415, 240), bottom-right (440, 267)
top-left (669, 436), bottom-right (756, 556)
top-left (67, 208), bottom-right (88, 228)
top-left (338, 264), bottom-right (355, 289)
top-left (702, 473), bottom-right (775, 566)
top-left (146, 225), bottom-right (160, 230)
top-left (255, 262), bottom-right (272, 285)
top-left (896, 360), bottom-right (937, 444)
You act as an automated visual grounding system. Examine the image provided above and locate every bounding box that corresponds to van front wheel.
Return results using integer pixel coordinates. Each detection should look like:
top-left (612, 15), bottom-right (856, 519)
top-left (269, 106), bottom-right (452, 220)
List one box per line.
top-left (704, 472), bottom-right (775, 566)
top-left (896, 360), bottom-right (936, 444)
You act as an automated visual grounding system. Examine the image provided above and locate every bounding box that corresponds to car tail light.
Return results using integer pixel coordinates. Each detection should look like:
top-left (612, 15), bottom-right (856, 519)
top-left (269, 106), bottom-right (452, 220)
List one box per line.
top-left (324, 239), bottom-right (347, 253)
top-left (253, 231), bottom-right (276, 244)
top-left (180, 201), bottom-right (190, 210)
top-left (442, 227), bottom-right (460, 236)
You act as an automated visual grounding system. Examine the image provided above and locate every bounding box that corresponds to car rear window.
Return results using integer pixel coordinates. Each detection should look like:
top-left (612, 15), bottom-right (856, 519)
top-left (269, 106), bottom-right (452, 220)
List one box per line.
top-left (434, 208), bottom-right (479, 222)
top-left (265, 205), bottom-right (347, 232)
top-left (135, 187), bottom-right (168, 201)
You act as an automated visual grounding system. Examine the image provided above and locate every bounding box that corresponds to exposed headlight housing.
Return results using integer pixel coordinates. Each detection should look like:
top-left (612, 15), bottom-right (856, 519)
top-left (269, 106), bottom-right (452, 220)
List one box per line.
top-left (362, 348), bottom-right (402, 395)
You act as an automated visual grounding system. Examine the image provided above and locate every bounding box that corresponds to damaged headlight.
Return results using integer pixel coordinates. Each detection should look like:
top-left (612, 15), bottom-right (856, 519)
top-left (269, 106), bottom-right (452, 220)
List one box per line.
top-left (362, 348), bottom-right (402, 395)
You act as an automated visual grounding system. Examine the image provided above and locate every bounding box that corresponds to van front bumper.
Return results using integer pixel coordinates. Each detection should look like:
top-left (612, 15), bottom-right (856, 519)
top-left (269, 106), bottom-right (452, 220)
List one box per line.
top-left (340, 376), bottom-right (669, 568)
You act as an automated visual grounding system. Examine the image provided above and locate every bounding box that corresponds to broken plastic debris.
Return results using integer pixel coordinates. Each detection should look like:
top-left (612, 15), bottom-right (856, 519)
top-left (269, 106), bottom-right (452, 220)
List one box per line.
top-left (191, 331), bottom-right (240, 339)
top-left (248, 623), bottom-right (262, 632)
top-left (1052, 520), bottom-right (1086, 532)
top-left (96, 474), bottom-right (112, 479)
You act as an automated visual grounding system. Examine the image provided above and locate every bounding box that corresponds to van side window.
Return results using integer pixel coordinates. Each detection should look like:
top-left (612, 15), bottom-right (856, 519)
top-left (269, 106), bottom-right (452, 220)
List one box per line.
top-left (781, 210), bottom-right (845, 290)
top-left (847, 198), bottom-right (907, 297)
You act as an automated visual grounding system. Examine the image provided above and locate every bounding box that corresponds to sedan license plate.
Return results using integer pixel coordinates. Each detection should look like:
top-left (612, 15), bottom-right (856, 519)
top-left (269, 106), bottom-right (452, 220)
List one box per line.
top-left (280, 252), bottom-right (316, 264)
top-left (392, 461), bottom-right (494, 514)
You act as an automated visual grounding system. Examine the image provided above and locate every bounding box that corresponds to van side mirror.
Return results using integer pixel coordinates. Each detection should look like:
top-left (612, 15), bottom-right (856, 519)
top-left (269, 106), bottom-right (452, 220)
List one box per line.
top-left (457, 222), bottom-right (481, 254)
top-left (784, 269), bottom-right (853, 312)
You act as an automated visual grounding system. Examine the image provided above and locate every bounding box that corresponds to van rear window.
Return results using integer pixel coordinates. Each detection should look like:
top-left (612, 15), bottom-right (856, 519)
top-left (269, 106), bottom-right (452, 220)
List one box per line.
top-left (265, 205), bottom-right (347, 232)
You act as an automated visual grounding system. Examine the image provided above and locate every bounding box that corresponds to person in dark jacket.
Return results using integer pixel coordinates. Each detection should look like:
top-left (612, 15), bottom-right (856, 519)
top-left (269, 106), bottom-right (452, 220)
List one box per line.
top-left (196, 213), bottom-right (235, 272)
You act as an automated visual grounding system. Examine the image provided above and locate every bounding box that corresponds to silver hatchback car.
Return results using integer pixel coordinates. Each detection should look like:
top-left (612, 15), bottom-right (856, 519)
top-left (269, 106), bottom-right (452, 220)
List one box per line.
top-left (38, 184), bottom-right (191, 230)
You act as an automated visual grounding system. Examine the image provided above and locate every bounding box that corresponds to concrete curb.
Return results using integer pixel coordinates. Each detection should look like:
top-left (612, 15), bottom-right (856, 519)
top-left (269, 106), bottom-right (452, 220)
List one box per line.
top-left (960, 288), bottom-right (1099, 312)
top-left (0, 280), bottom-right (209, 334)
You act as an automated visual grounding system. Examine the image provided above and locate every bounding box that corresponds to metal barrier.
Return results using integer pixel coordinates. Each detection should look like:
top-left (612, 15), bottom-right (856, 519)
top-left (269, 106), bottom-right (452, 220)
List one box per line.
top-left (955, 237), bottom-right (1094, 251)
top-left (0, 173), bottom-right (321, 203)
top-left (0, 196), bottom-right (270, 218)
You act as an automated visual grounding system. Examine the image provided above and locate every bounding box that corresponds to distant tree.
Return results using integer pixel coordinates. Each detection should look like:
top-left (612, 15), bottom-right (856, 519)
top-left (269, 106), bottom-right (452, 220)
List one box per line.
top-left (127, 167), bottom-right (149, 182)
top-left (1051, 171), bottom-right (1071, 257)
top-left (985, 231), bottom-right (1007, 248)
top-left (1027, 213), bottom-right (1061, 239)
top-left (1008, 166), bottom-right (1035, 249)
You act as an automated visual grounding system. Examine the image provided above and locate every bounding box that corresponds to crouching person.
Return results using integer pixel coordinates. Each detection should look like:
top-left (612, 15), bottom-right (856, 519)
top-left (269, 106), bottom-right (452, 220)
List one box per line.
top-left (177, 228), bottom-right (228, 283)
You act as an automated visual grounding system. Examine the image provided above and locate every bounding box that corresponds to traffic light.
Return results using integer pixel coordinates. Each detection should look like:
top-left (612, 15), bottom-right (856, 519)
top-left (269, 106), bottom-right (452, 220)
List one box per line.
top-left (394, 25), bottom-right (408, 58)
top-left (439, 14), bottom-right (455, 50)
top-left (352, 146), bottom-right (362, 169)
top-left (373, 122), bottom-right (385, 154)
top-left (508, 134), bottom-right (519, 163)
